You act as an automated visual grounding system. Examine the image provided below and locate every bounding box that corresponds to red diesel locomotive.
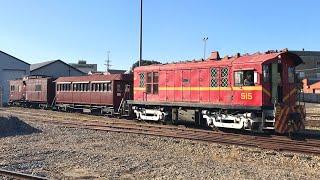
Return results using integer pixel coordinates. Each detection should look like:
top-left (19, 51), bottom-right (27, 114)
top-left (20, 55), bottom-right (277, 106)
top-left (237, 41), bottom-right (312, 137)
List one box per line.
top-left (128, 50), bottom-right (306, 134)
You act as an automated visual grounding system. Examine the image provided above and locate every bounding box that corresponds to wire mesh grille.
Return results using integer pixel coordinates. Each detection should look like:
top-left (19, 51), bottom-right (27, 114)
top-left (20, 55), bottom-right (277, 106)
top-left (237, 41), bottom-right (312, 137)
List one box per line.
top-left (139, 73), bottom-right (145, 87)
top-left (221, 68), bottom-right (229, 87)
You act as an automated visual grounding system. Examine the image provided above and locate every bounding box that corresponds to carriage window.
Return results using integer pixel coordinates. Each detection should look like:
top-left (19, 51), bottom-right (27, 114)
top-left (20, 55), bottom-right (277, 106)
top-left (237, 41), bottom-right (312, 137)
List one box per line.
top-left (146, 72), bottom-right (159, 94)
top-left (102, 83), bottom-right (112, 92)
top-left (10, 85), bottom-right (15, 92)
top-left (221, 68), bottom-right (229, 87)
top-left (234, 70), bottom-right (255, 86)
top-left (117, 84), bottom-right (122, 92)
top-left (99, 83), bottom-right (103, 92)
top-left (35, 85), bottom-right (42, 91)
top-left (91, 84), bottom-right (94, 91)
top-left (107, 83), bottom-right (112, 92)
top-left (263, 65), bottom-right (270, 83)
top-left (288, 67), bottom-right (295, 83)
top-left (94, 84), bottom-right (97, 91)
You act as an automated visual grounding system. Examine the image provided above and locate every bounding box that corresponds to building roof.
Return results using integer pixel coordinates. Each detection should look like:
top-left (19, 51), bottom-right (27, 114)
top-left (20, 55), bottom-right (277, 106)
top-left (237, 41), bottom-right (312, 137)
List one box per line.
top-left (0, 50), bottom-right (30, 65)
top-left (88, 69), bottom-right (127, 74)
top-left (30, 60), bottom-right (85, 74)
top-left (30, 60), bottom-right (56, 71)
top-left (55, 73), bottom-right (132, 83)
top-left (108, 69), bottom-right (126, 74)
top-left (290, 50), bottom-right (320, 57)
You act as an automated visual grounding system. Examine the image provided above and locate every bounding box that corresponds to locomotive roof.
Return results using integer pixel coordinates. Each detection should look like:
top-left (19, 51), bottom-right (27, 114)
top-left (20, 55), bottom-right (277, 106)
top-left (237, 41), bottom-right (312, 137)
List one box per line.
top-left (54, 73), bottom-right (132, 83)
top-left (134, 50), bottom-right (303, 71)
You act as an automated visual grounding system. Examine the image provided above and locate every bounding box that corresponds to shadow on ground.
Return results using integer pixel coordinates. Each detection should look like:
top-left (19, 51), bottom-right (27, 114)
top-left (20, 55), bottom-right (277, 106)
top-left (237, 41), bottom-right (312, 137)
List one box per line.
top-left (0, 116), bottom-right (42, 138)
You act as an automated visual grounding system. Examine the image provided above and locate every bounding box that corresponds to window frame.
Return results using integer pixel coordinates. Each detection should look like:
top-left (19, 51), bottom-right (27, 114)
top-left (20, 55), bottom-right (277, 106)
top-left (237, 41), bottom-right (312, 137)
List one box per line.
top-left (288, 67), bottom-right (295, 83)
top-left (234, 71), bottom-right (244, 87)
top-left (145, 71), bottom-right (159, 94)
top-left (234, 70), bottom-right (256, 87)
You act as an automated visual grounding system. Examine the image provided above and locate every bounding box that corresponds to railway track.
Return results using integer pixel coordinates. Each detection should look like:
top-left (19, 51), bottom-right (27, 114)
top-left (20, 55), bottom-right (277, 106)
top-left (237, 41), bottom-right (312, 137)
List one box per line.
top-left (2, 108), bottom-right (320, 155)
top-left (306, 119), bottom-right (320, 127)
top-left (0, 168), bottom-right (47, 180)
top-left (307, 113), bottom-right (320, 118)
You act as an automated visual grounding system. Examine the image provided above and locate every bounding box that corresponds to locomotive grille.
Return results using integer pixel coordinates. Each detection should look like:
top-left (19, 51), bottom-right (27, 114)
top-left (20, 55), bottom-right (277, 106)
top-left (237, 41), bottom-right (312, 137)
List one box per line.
top-left (210, 68), bottom-right (218, 87)
top-left (139, 73), bottom-right (145, 87)
top-left (221, 68), bottom-right (229, 87)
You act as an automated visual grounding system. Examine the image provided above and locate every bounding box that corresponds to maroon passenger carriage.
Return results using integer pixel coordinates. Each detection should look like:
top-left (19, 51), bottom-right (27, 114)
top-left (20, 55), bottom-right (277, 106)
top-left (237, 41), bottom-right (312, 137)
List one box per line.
top-left (9, 79), bottom-right (26, 105)
top-left (9, 76), bottom-right (55, 108)
top-left (54, 73), bottom-right (133, 115)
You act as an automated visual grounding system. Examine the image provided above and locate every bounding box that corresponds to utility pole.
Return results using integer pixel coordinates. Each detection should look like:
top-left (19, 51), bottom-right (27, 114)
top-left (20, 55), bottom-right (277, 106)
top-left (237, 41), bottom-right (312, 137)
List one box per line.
top-left (203, 37), bottom-right (208, 60)
top-left (139, 0), bottom-right (143, 67)
top-left (105, 51), bottom-right (111, 74)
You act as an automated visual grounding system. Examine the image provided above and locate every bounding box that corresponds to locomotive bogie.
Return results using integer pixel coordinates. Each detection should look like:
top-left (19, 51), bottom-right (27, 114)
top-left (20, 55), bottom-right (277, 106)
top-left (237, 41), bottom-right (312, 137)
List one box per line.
top-left (133, 106), bottom-right (168, 121)
top-left (202, 109), bottom-right (277, 132)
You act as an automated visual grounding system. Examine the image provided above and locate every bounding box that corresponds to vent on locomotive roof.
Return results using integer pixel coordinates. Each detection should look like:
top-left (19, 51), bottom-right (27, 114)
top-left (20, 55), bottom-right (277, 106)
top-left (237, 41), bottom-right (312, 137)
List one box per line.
top-left (209, 51), bottom-right (220, 60)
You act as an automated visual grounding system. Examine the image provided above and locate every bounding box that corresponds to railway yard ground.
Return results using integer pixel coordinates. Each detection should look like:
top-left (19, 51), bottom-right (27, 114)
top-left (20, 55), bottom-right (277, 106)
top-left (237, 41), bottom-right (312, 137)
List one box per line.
top-left (1, 103), bottom-right (320, 179)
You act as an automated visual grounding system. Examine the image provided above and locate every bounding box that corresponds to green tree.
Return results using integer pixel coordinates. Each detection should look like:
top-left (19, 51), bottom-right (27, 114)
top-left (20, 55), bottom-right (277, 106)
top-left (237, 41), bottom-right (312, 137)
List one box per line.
top-left (131, 60), bottom-right (161, 71)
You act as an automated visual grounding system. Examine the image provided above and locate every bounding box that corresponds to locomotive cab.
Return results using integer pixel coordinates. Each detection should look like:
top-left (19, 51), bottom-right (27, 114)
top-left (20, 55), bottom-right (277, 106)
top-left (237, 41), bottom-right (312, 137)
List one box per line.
top-left (261, 54), bottom-right (305, 134)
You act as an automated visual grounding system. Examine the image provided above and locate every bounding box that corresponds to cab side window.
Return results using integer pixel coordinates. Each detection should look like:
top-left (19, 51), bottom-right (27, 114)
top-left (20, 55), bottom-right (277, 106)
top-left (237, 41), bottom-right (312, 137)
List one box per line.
top-left (234, 70), bottom-right (255, 86)
top-left (263, 65), bottom-right (271, 83)
top-left (288, 67), bottom-right (295, 83)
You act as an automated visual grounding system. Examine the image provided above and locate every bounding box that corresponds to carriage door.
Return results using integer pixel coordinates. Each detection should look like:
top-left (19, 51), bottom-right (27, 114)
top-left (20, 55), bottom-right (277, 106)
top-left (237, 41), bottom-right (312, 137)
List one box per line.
top-left (182, 70), bottom-right (191, 101)
top-left (271, 62), bottom-right (282, 103)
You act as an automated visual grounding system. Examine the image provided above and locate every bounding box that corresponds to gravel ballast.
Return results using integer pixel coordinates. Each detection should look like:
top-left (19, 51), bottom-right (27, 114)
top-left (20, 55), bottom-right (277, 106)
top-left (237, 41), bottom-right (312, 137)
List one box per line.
top-left (0, 113), bottom-right (320, 179)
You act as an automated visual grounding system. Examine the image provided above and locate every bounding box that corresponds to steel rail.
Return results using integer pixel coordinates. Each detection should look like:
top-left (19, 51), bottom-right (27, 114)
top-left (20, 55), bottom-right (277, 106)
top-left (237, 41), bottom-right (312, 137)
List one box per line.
top-left (0, 168), bottom-right (47, 180)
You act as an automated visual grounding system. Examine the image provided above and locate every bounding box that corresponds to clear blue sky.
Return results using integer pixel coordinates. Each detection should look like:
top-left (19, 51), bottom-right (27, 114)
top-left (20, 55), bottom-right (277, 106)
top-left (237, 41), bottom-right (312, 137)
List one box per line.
top-left (0, 0), bottom-right (319, 71)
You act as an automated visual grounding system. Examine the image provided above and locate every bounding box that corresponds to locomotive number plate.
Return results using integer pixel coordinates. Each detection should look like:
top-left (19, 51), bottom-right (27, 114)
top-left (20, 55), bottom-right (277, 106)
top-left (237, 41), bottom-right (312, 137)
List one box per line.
top-left (240, 93), bottom-right (253, 100)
